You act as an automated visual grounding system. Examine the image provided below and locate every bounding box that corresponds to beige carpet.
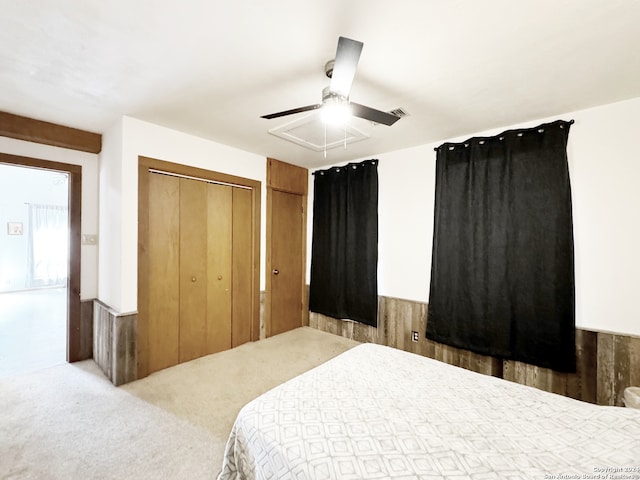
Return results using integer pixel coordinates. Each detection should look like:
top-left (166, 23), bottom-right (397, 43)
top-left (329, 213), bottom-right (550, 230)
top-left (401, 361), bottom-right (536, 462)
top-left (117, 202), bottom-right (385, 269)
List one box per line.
top-left (0, 327), bottom-right (359, 480)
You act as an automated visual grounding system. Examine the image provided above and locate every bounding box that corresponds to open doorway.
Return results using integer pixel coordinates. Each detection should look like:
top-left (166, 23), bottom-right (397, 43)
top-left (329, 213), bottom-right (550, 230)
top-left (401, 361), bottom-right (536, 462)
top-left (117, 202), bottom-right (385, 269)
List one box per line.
top-left (0, 163), bottom-right (69, 377)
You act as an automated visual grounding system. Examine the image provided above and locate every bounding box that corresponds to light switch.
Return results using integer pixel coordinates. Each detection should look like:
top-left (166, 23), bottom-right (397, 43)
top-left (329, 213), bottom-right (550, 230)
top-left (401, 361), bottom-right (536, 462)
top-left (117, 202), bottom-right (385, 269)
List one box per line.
top-left (82, 234), bottom-right (98, 245)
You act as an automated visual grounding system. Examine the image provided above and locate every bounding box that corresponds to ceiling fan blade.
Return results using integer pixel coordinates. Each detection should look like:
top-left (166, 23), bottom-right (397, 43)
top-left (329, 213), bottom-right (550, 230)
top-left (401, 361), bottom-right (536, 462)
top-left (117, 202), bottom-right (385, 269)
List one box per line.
top-left (260, 104), bottom-right (322, 119)
top-left (329, 36), bottom-right (363, 98)
top-left (350, 102), bottom-right (401, 126)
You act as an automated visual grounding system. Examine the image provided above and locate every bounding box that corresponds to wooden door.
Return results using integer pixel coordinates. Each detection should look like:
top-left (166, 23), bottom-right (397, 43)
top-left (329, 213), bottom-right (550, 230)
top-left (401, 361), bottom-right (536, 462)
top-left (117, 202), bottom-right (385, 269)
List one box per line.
top-left (178, 177), bottom-right (209, 363)
top-left (266, 158), bottom-right (308, 338)
top-left (269, 189), bottom-right (305, 336)
top-left (206, 183), bottom-right (233, 354)
top-left (150, 175), bottom-right (236, 366)
top-left (231, 187), bottom-right (253, 347)
top-left (180, 179), bottom-right (235, 360)
top-left (148, 172), bottom-right (181, 372)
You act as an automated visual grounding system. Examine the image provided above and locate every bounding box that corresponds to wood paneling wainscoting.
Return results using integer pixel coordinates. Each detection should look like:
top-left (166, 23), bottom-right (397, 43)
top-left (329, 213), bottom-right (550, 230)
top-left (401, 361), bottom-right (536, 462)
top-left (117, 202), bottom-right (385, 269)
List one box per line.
top-left (597, 332), bottom-right (640, 405)
top-left (93, 300), bottom-right (137, 386)
top-left (309, 293), bottom-right (640, 406)
top-left (78, 299), bottom-right (95, 361)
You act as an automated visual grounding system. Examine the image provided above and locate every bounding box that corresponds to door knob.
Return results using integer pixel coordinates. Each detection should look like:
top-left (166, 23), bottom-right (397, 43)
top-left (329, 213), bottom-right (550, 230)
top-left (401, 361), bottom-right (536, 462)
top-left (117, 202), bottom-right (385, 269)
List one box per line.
top-left (191, 276), bottom-right (197, 282)
top-left (273, 269), bottom-right (279, 275)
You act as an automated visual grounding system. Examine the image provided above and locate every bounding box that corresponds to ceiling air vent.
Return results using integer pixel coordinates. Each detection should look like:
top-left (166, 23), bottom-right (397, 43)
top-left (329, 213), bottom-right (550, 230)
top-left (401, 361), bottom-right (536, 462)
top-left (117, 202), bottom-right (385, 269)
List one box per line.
top-left (268, 113), bottom-right (369, 152)
top-left (388, 107), bottom-right (409, 118)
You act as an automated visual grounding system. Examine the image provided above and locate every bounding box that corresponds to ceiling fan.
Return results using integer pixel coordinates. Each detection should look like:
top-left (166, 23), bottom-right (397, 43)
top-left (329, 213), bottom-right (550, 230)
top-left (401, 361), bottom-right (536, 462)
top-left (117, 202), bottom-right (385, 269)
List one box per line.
top-left (261, 36), bottom-right (401, 126)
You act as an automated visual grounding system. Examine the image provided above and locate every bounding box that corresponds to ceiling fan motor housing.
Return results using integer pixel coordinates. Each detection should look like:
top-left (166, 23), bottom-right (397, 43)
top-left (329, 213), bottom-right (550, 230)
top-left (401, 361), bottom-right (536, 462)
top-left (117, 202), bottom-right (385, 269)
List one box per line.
top-left (322, 86), bottom-right (347, 104)
top-left (324, 60), bottom-right (335, 79)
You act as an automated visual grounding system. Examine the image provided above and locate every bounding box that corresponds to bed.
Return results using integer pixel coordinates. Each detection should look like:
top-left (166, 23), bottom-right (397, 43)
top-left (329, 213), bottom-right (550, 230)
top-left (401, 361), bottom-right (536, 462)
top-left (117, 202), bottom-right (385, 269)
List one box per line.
top-left (217, 343), bottom-right (640, 479)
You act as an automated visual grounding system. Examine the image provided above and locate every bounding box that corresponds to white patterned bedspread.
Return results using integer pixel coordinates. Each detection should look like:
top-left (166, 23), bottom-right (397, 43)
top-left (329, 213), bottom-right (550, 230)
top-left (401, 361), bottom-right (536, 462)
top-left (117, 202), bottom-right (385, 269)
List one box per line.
top-left (217, 343), bottom-right (640, 479)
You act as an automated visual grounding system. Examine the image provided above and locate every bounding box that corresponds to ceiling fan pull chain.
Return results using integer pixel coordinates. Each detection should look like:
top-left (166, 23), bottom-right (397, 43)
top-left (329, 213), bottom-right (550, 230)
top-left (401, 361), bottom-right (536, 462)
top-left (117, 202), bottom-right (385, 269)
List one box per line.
top-left (324, 123), bottom-right (327, 158)
top-left (344, 124), bottom-right (347, 149)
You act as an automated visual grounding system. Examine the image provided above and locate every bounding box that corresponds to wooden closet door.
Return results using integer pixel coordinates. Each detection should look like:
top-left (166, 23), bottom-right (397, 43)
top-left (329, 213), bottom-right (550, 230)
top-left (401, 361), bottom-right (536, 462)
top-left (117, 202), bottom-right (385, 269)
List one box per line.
top-left (148, 172), bottom-right (180, 372)
top-left (139, 157), bottom-right (261, 379)
top-left (179, 177), bottom-right (209, 363)
top-left (206, 183), bottom-right (233, 354)
top-left (232, 187), bottom-right (253, 347)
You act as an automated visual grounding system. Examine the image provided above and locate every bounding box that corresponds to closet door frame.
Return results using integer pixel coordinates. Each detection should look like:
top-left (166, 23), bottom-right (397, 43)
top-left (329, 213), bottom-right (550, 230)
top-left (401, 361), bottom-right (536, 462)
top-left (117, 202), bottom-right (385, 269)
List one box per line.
top-left (137, 156), bottom-right (261, 379)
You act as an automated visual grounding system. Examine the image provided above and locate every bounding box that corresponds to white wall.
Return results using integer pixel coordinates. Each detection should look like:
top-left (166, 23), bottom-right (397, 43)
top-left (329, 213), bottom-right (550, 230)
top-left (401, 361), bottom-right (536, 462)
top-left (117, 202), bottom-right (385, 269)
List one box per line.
top-left (98, 118), bottom-right (124, 310)
top-left (98, 116), bottom-right (267, 313)
top-left (567, 98), bottom-right (640, 336)
top-left (0, 137), bottom-right (99, 300)
top-left (308, 96), bottom-right (640, 337)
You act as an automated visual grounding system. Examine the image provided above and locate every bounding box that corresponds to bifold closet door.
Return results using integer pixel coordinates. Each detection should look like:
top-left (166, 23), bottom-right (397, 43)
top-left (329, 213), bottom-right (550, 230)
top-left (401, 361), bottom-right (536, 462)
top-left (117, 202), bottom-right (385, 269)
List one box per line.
top-left (148, 173), bottom-right (180, 373)
top-left (231, 187), bottom-right (252, 347)
top-left (147, 173), bottom-right (234, 372)
top-left (178, 177), bottom-right (208, 363)
top-left (179, 177), bottom-right (234, 362)
top-left (206, 183), bottom-right (233, 354)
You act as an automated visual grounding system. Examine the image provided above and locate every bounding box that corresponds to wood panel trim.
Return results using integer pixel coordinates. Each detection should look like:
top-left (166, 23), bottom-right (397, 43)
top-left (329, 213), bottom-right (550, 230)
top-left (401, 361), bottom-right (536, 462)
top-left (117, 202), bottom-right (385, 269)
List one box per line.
top-left (137, 161), bottom-right (151, 378)
top-left (267, 157), bottom-right (308, 195)
top-left (0, 152), bottom-right (83, 362)
top-left (140, 156), bottom-right (261, 191)
top-left (68, 164), bottom-right (83, 362)
top-left (266, 189), bottom-right (273, 338)
top-left (250, 183), bottom-right (262, 342)
top-left (0, 111), bottom-right (102, 154)
top-left (301, 193), bottom-right (309, 327)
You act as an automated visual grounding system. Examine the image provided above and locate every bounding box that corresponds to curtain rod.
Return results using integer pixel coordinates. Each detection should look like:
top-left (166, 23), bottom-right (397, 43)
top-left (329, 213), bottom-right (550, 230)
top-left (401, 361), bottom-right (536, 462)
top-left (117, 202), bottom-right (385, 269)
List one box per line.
top-left (433, 119), bottom-right (575, 151)
top-left (312, 159), bottom-right (378, 175)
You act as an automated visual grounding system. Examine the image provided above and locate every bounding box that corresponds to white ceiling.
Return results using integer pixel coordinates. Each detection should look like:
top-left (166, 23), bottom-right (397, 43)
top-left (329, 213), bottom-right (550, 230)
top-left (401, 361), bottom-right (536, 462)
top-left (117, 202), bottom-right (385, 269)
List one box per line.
top-left (1, 0), bottom-right (639, 169)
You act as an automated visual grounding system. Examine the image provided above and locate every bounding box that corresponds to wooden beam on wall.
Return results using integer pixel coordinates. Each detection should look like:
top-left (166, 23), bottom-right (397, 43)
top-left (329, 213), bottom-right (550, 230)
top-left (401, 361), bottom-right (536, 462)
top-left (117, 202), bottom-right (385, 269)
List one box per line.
top-left (0, 111), bottom-right (102, 154)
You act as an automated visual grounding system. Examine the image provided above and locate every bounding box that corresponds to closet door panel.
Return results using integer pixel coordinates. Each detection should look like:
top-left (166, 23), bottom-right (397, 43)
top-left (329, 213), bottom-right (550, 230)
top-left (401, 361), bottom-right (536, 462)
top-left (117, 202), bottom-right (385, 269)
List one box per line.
top-left (206, 183), bottom-right (233, 354)
top-left (148, 173), bottom-right (180, 372)
top-left (232, 187), bottom-right (253, 347)
top-left (179, 177), bottom-right (208, 363)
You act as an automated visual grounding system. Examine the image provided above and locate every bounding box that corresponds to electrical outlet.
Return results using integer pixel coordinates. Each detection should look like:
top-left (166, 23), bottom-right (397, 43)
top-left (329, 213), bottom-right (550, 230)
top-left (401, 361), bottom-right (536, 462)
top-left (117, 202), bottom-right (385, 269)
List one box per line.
top-left (411, 331), bottom-right (419, 342)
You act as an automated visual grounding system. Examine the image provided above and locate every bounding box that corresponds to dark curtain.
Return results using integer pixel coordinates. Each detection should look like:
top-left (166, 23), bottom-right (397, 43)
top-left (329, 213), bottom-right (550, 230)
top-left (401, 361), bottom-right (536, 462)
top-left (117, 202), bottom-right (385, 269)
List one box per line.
top-left (309, 159), bottom-right (378, 327)
top-left (427, 120), bottom-right (576, 372)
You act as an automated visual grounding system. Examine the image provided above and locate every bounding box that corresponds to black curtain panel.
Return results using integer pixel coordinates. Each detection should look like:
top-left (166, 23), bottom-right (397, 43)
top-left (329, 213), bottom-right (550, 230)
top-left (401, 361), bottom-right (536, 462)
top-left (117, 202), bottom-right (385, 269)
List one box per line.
top-left (427, 120), bottom-right (576, 372)
top-left (309, 160), bottom-right (379, 327)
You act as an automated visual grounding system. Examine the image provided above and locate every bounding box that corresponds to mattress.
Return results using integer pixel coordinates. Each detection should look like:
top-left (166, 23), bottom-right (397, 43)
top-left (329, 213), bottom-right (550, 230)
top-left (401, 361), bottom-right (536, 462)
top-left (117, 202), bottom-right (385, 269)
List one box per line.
top-left (217, 343), bottom-right (640, 479)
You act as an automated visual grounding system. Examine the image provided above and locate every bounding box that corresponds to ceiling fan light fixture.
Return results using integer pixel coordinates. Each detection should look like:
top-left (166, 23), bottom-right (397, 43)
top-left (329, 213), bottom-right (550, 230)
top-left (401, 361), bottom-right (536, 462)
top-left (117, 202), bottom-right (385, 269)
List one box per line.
top-left (320, 90), bottom-right (351, 125)
top-left (261, 37), bottom-right (401, 127)
top-left (321, 102), bottom-right (351, 126)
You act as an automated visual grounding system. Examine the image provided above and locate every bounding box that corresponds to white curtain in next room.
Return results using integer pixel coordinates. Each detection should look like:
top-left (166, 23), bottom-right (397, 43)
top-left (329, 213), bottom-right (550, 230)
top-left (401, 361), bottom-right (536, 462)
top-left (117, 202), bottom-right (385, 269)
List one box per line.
top-left (27, 204), bottom-right (69, 288)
